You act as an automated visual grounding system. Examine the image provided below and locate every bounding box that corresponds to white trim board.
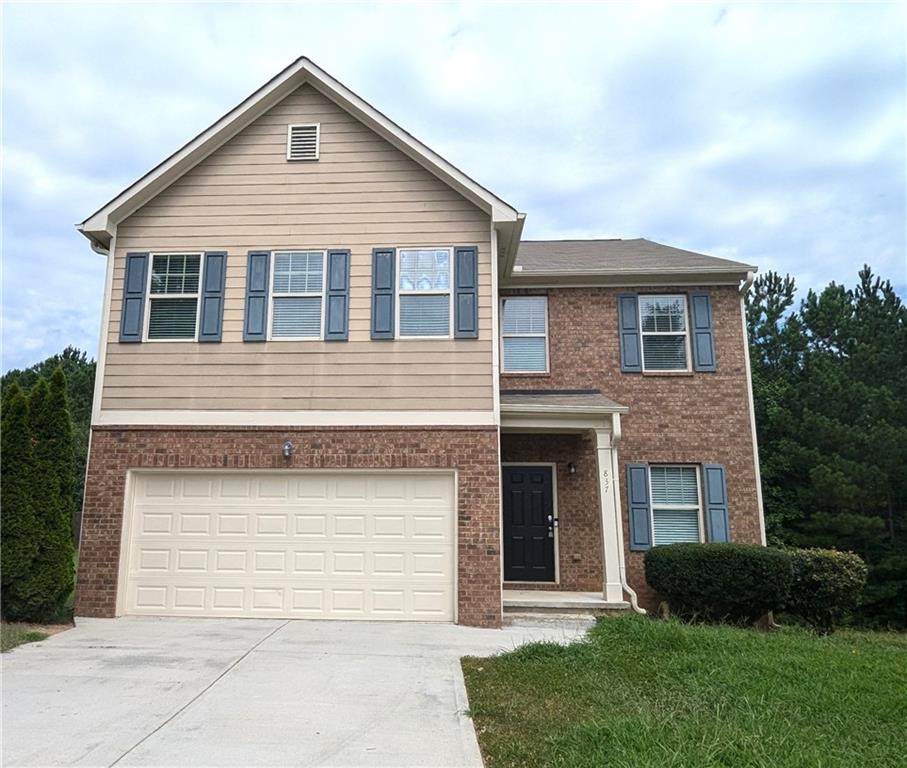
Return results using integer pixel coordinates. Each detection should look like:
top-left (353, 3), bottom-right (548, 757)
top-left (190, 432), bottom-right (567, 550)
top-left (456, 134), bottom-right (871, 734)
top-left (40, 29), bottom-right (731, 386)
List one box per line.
top-left (94, 409), bottom-right (498, 427)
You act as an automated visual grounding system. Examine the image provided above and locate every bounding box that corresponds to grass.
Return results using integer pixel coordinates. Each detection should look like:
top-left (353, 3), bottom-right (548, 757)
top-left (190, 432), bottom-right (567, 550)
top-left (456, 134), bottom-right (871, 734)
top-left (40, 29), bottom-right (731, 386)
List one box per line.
top-left (1, 623), bottom-right (48, 652)
top-left (462, 616), bottom-right (907, 768)
top-left (1, 551), bottom-right (79, 653)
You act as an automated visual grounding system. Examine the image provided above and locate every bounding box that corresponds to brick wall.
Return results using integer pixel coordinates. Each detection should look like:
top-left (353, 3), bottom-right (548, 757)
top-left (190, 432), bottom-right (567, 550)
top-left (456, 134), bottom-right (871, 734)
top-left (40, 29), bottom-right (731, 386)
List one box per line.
top-left (501, 285), bottom-right (763, 610)
top-left (77, 426), bottom-right (502, 627)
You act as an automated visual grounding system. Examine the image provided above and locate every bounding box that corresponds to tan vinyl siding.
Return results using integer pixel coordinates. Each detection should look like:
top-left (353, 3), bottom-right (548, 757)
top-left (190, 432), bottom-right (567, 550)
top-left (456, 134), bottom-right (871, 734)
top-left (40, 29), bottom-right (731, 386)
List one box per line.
top-left (103, 84), bottom-right (494, 413)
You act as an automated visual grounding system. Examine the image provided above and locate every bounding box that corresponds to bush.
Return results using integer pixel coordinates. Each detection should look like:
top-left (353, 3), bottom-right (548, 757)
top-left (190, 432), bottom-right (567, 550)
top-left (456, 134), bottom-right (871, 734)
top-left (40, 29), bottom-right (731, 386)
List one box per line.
top-left (29, 368), bottom-right (76, 617)
top-left (785, 548), bottom-right (868, 634)
top-left (644, 543), bottom-right (792, 624)
top-left (1, 384), bottom-right (43, 621)
top-left (0, 368), bottom-right (76, 623)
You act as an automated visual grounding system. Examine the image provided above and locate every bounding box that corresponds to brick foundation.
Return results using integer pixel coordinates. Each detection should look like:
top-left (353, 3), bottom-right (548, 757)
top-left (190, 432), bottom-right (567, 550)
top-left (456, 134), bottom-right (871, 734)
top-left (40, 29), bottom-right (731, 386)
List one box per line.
top-left (501, 285), bottom-right (763, 611)
top-left (77, 425), bottom-right (502, 627)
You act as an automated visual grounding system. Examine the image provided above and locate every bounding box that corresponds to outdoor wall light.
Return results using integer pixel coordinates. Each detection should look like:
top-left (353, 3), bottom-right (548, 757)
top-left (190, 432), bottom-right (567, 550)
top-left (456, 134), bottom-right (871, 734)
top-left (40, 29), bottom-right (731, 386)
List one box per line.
top-left (567, 462), bottom-right (577, 475)
top-left (282, 441), bottom-right (295, 459)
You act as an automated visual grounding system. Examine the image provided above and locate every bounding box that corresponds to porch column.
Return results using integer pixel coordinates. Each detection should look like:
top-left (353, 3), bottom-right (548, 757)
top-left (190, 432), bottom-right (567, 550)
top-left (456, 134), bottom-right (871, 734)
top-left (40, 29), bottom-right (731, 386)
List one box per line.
top-left (594, 426), bottom-right (625, 603)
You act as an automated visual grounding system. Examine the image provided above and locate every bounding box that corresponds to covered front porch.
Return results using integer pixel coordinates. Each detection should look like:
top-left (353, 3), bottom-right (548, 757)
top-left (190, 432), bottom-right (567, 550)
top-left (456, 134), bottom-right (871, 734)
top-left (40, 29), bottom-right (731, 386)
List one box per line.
top-left (499, 390), bottom-right (640, 614)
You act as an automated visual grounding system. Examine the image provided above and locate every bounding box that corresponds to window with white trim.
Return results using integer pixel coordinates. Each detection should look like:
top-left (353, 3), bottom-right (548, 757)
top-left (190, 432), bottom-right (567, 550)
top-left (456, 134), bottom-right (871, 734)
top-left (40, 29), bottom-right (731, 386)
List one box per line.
top-left (639, 294), bottom-right (690, 371)
top-left (270, 251), bottom-right (325, 339)
top-left (397, 248), bottom-right (451, 337)
top-left (147, 253), bottom-right (202, 340)
top-left (650, 465), bottom-right (702, 545)
top-left (501, 296), bottom-right (548, 373)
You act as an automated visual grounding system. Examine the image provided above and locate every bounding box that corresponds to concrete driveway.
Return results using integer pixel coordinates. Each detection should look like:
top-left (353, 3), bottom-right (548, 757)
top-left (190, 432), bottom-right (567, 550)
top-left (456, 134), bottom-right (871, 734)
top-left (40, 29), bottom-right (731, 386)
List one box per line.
top-left (2, 617), bottom-right (587, 767)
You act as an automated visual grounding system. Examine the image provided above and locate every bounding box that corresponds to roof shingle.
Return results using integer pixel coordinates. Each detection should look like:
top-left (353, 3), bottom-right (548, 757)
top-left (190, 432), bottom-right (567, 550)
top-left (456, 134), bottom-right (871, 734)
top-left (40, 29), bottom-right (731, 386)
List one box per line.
top-left (514, 238), bottom-right (755, 275)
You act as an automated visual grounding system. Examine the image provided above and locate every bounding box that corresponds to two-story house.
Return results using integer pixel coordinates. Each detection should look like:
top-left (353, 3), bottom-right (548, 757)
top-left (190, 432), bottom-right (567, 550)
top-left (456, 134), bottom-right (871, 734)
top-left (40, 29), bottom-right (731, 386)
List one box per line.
top-left (76, 58), bottom-right (764, 628)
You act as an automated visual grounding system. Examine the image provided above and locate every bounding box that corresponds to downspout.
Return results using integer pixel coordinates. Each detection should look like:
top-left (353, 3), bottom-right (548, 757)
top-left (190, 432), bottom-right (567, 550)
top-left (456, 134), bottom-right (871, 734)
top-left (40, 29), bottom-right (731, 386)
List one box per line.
top-left (610, 413), bottom-right (647, 615)
top-left (738, 270), bottom-right (767, 545)
top-left (739, 270), bottom-right (754, 294)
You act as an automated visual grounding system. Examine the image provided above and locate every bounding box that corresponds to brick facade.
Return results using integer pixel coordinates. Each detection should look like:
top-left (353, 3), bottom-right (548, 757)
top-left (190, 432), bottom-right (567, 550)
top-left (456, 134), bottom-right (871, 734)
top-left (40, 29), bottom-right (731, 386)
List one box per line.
top-left (501, 285), bottom-right (763, 611)
top-left (76, 426), bottom-right (502, 627)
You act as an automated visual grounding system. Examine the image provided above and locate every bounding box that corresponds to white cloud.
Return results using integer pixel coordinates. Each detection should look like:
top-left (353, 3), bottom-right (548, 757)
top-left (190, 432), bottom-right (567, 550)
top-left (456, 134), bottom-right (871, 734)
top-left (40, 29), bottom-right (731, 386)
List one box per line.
top-left (1, 1), bottom-right (904, 371)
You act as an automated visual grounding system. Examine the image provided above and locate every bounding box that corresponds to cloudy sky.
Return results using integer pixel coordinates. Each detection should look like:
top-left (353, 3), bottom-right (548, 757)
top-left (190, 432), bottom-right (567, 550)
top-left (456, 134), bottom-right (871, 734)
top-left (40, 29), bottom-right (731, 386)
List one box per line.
top-left (2, 1), bottom-right (904, 371)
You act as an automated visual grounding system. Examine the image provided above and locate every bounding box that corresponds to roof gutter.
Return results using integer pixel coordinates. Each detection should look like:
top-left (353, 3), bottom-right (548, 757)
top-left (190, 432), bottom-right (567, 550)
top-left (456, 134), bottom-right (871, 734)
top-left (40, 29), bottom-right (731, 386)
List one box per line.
top-left (499, 402), bottom-right (628, 416)
top-left (502, 267), bottom-right (757, 288)
top-left (80, 227), bottom-right (110, 256)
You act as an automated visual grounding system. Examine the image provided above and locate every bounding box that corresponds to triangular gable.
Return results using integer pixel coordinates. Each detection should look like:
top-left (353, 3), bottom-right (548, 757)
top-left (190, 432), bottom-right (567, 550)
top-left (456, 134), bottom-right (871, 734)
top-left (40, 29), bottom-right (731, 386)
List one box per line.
top-left (78, 57), bottom-right (522, 252)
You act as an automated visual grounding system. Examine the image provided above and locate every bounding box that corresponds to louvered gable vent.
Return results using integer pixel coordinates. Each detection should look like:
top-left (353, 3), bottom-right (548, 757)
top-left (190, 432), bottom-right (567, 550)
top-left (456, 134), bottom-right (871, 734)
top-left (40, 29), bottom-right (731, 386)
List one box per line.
top-left (287, 123), bottom-right (320, 161)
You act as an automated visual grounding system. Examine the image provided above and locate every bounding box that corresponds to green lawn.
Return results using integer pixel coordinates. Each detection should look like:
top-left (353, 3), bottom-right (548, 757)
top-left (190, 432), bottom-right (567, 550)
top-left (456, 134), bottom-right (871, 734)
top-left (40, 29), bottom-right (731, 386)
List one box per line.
top-left (1, 623), bottom-right (48, 653)
top-left (462, 616), bottom-right (907, 768)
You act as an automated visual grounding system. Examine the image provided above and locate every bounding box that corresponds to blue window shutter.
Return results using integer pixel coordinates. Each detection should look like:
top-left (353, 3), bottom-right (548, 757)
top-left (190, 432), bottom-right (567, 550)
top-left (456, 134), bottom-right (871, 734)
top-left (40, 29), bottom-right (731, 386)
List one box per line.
top-left (690, 293), bottom-right (716, 371)
top-left (243, 251), bottom-right (270, 341)
top-left (371, 248), bottom-right (395, 339)
top-left (120, 252), bottom-right (148, 342)
top-left (454, 245), bottom-right (478, 339)
top-left (618, 294), bottom-right (642, 372)
top-left (325, 249), bottom-right (350, 341)
top-left (626, 464), bottom-right (652, 551)
top-left (198, 252), bottom-right (227, 342)
top-left (703, 464), bottom-right (731, 542)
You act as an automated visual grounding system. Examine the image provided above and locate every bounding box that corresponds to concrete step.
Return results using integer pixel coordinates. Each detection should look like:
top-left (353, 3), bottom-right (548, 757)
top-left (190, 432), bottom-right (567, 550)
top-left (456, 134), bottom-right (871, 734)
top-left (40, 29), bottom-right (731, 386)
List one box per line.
top-left (502, 590), bottom-right (630, 616)
top-left (503, 612), bottom-right (597, 629)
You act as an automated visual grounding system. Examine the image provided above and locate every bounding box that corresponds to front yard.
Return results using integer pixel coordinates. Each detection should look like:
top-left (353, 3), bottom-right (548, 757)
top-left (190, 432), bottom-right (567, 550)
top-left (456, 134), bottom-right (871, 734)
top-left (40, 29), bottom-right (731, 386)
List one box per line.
top-left (462, 616), bottom-right (907, 768)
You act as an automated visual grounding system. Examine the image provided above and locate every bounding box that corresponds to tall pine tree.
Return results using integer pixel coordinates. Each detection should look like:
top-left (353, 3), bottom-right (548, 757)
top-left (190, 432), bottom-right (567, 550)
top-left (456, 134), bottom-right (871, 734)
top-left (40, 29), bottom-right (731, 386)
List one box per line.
top-left (747, 266), bottom-right (907, 626)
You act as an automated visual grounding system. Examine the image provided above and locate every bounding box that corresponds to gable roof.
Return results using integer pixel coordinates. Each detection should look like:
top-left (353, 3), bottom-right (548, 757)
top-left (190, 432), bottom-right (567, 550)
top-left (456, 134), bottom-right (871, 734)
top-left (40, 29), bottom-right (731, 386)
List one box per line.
top-left (507, 238), bottom-right (756, 285)
top-left (78, 57), bottom-right (522, 251)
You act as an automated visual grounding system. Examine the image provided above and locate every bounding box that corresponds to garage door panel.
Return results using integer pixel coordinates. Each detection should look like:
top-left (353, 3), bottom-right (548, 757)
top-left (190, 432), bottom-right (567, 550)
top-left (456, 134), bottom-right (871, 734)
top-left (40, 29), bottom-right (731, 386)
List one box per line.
top-left (124, 580), bottom-right (454, 619)
top-left (125, 471), bottom-right (455, 621)
top-left (131, 543), bottom-right (453, 579)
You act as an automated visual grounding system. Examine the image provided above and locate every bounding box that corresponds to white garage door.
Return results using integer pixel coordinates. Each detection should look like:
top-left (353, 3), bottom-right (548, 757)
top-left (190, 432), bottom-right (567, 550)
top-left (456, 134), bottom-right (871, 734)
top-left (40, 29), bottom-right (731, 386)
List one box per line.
top-left (122, 471), bottom-right (455, 621)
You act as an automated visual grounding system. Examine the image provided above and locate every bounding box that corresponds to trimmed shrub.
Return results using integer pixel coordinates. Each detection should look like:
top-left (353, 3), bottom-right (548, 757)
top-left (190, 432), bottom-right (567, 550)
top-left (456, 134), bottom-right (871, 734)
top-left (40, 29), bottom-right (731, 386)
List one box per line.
top-left (785, 548), bottom-right (868, 634)
top-left (644, 543), bottom-right (792, 624)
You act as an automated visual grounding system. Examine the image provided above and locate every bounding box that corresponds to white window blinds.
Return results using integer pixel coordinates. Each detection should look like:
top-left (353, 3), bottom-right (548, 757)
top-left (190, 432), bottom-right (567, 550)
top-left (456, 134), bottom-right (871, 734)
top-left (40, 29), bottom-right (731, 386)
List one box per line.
top-left (502, 296), bottom-right (547, 372)
top-left (147, 253), bottom-right (201, 340)
top-left (639, 295), bottom-right (689, 371)
top-left (398, 249), bottom-right (451, 337)
top-left (271, 251), bottom-right (325, 339)
top-left (650, 465), bottom-right (701, 545)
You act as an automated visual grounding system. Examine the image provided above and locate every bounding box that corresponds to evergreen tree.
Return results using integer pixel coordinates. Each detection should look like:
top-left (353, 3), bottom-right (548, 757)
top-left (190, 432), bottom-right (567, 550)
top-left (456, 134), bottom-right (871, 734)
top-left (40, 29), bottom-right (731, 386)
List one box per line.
top-left (747, 266), bottom-right (907, 626)
top-left (28, 368), bottom-right (77, 618)
top-left (2, 346), bottom-right (95, 527)
top-left (0, 384), bottom-right (43, 620)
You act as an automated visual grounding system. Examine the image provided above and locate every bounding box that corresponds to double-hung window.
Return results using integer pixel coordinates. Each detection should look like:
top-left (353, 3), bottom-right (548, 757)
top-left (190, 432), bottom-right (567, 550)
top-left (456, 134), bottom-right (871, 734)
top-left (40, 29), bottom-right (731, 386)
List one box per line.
top-left (146, 253), bottom-right (202, 340)
top-left (649, 465), bottom-right (702, 545)
top-left (398, 248), bottom-right (452, 337)
top-left (270, 251), bottom-right (325, 339)
top-left (639, 295), bottom-right (690, 371)
top-left (501, 296), bottom-right (548, 373)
